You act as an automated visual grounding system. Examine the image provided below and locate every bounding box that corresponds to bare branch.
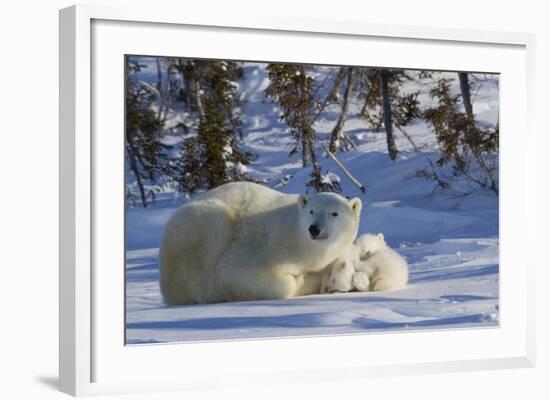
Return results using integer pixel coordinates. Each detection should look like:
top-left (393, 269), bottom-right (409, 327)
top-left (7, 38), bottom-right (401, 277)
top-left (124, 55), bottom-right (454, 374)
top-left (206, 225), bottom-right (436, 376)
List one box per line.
top-left (311, 67), bottom-right (346, 125)
top-left (394, 122), bottom-right (421, 152)
top-left (322, 144), bottom-right (366, 193)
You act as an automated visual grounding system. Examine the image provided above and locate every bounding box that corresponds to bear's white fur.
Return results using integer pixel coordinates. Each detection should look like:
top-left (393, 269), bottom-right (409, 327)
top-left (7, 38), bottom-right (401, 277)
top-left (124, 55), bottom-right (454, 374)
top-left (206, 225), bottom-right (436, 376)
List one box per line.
top-left (355, 233), bottom-right (409, 291)
top-left (159, 182), bottom-right (362, 304)
top-left (320, 245), bottom-right (360, 293)
top-left (322, 233), bottom-right (409, 293)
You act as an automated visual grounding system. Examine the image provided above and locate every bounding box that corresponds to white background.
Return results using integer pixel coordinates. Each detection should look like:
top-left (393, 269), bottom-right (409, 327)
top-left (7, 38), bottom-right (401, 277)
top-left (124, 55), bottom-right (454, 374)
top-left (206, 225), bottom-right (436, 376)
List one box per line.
top-left (0, 0), bottom-right (548, 400)
top-left (92, 18), bottom-right (528, 388)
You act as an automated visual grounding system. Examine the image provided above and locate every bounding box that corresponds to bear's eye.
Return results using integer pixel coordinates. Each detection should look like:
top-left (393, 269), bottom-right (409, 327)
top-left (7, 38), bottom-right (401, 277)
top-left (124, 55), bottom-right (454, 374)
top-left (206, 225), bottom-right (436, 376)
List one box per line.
top-left (331, 212), bottom-right (338, 217)
top-left (309, 210), bottom-right (314, 215)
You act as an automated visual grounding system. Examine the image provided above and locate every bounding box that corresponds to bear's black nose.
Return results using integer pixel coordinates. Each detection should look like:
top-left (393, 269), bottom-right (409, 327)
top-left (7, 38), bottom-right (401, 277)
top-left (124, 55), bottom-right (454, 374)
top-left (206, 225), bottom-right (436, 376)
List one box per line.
top-left (309, 224), bottom-right (321, 237)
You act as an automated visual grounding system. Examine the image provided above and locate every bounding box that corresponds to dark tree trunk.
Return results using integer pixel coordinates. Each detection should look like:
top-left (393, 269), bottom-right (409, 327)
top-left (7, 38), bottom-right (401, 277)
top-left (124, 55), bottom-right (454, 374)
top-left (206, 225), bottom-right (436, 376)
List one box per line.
top-left (156, 58), bottom-right (162, 92)
top-left (299, 67), bottom-right (311, 168)
top-left (379, 70), bottom-right (398, 160)
top-left (125, 143), bottom-right (148, 208)
top-left (329, 67), bottom-right (355, 152)
top-left (458, 72), bottom-right (474, 119)
top-left (178, 59), bottom-right (193, 110)
top-left (193, 79), bottom-right (206, 122)
top-left (302, 136), bottom-right (309, 167)
top-left (306, 128), bottom-right (321, 185)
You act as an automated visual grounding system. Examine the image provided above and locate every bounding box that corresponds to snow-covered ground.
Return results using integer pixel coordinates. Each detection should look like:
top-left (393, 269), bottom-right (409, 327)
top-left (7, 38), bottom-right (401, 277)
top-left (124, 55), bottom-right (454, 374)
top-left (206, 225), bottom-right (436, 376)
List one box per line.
top-left (125, 61), bottom-right (499, 344)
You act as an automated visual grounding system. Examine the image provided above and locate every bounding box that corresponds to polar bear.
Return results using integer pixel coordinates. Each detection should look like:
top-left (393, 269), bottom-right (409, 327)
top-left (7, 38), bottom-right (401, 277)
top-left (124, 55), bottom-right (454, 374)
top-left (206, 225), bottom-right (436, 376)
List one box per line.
top-left (322, 233), bottom-right (408, 293)
top-left (159, 181), bottom-right (362, 304)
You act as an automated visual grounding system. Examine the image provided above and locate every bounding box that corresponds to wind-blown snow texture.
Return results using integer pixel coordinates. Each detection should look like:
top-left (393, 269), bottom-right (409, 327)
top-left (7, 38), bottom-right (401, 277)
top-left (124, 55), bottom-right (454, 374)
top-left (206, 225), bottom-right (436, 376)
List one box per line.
top-left (126, 61), bottom-right (499, 344)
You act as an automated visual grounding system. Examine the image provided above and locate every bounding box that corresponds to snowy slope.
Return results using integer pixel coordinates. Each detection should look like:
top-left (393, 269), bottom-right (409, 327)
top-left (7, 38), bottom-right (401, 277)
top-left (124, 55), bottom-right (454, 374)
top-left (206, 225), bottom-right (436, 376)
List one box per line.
top-left (125, 61), bottom-right (499, 344)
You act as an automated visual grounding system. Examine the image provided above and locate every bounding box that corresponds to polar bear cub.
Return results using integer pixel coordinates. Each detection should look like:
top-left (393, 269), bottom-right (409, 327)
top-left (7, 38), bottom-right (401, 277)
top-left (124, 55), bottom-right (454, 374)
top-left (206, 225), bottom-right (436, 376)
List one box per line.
top-left (320, 245), bottom-right (360, 293)
top-left (354, 233), bottom-right (409, 291)
top-left (322, 233), bottom-right (408, 293)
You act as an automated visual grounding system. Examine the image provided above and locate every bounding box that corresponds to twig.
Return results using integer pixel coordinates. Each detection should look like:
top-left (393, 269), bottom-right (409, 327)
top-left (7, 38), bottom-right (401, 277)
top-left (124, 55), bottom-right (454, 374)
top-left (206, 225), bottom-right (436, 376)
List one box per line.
top-left (394, 122), bottom-right (421, 152)
top-left (342, 133), bottom-right (357, 150)
top-left (322, 144), bottom-right (366, 193)
top-left (311, 67), bottom-right (346, 125)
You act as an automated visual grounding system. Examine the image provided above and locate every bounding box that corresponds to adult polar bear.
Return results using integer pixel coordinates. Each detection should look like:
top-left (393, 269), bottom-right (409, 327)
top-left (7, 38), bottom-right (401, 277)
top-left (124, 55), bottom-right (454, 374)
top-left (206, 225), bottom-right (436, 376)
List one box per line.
top-left (160, 182), bottom-right (362, 304)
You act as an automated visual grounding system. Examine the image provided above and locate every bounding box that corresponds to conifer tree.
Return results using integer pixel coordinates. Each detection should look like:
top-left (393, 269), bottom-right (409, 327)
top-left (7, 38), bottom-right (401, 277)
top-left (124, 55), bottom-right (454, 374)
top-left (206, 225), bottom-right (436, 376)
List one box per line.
top-left (125, 59), bottom-right (170, 207)
top-left (177, 60), bottom-right (251, 191)
top-left (423, 77), bottom-right (499, 194)
top-left (265, 64), bottom-right (331, 192)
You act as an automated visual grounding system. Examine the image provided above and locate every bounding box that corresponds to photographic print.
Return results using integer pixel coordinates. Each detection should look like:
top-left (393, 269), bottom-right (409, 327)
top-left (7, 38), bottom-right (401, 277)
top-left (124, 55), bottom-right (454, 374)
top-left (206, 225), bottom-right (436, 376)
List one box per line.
top-left (125, 56), bottom-right (499, 344)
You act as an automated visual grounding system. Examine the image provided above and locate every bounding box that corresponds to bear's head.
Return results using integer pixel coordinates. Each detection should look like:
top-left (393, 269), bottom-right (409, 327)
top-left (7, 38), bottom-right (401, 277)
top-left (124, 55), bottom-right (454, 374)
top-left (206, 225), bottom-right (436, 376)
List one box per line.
top-left (298, 192), bottom-right (362, 248)
top-left (355, 233), bottom-right (387, 260)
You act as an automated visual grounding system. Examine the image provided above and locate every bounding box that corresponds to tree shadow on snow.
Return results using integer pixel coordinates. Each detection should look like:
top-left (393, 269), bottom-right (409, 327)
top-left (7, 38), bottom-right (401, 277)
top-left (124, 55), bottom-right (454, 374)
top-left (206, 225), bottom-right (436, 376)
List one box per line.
top-left (409, 264), bottom-right (498, 284)
top-left (126, 312), bottom-right (340, 331)
top-left (439, 294), bottom-right (496, 302)
top-left (352, 313), bottom-right (498, 330)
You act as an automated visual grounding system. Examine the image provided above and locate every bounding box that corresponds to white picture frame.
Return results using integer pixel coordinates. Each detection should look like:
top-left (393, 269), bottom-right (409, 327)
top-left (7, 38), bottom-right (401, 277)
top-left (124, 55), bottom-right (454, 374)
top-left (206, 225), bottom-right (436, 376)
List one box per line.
top-left (59, 3), bottom-right (536, 397)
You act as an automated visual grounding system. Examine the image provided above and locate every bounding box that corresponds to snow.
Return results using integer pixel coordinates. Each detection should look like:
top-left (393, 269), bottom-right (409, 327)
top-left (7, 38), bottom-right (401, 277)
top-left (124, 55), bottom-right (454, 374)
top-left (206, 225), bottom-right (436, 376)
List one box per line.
top-left (125, 60), bottom-right (499, 344)
top-left (321, 171), bottom-right (341, 185)
top-left (126, 237), bottom-right (498, 343)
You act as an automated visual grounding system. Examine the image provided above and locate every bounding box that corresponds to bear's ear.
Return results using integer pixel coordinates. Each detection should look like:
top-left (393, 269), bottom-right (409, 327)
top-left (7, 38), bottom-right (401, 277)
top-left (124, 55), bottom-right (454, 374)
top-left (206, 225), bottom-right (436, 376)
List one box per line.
top-left (377, 233), bottom-right (385, 243)
top-left (298, 194), bottom-right (309, 209)
top-left (349, 197), bottom-right (362, 217)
